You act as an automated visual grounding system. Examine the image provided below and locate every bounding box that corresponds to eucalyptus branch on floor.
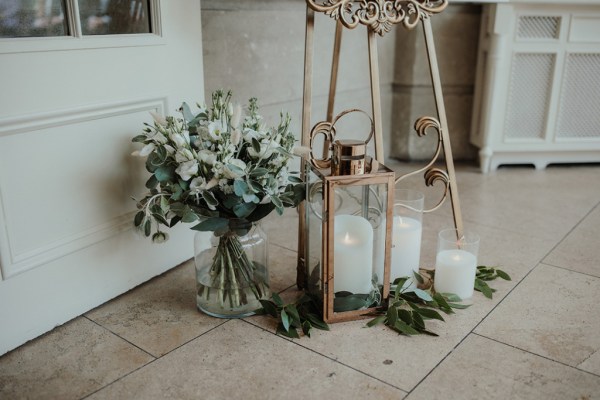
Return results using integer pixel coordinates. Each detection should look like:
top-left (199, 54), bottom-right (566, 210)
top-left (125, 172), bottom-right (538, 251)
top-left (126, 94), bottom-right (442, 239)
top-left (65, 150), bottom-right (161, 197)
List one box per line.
top-left (256, 293), bottom-right (330, 338)
top-left (367, 266), bottom-right (511, 336)
top-left (257, 265), bottom-right (510, 339)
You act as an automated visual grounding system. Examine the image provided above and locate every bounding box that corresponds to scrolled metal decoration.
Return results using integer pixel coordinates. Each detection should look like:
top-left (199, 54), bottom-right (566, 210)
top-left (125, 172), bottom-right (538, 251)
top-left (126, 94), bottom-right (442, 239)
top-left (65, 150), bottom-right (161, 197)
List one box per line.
top-left (306, 0), bottom-right (449, 35)
top-left (395, 115), bottom-right (450, 212)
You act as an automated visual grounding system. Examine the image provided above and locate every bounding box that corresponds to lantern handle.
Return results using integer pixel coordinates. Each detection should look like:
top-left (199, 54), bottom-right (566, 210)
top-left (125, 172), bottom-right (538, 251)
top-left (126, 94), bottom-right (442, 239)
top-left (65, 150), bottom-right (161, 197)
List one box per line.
top-left (309, 108), bottom-right (375, 170)
top-left (330, 108), bottom-right (374, 146)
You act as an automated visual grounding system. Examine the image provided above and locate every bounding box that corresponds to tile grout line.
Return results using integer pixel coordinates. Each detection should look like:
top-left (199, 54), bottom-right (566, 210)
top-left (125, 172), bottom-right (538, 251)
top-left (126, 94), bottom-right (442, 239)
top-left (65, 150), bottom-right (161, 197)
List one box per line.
top-left (540, 261), bottom-right (600, 280)
top-left (83, 316), bottom-right (157, 359)
top-left (472, 332), bottom-right (600, 379)
top-left (79, 319), bottom-right (230, 400)
top-left (240, 319), bottom-right (409, 395)
top-left (406, 198), bottom-right (600, 396)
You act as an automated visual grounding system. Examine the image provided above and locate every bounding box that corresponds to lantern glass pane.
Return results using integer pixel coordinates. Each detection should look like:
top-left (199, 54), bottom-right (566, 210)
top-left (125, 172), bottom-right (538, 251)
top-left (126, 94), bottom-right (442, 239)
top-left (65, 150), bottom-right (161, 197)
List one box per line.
top-left (331, 182), bottom-right (388, 312)
top-left (305, 163), bottom-right (324, 301)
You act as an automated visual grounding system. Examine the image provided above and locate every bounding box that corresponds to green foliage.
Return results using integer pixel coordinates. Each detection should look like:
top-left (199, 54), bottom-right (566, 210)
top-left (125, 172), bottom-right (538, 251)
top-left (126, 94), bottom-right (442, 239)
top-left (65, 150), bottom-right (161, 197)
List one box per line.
top-left (366, 266), bottom-right (511, 336)
top-left (257, 294), bottom-right (330, 339)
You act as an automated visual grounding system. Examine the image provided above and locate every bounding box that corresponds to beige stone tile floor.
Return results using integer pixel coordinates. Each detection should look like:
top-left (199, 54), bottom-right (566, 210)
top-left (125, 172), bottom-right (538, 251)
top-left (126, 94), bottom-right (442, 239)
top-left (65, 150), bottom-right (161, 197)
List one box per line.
top-left (1, 162), bottom-right (600, 399)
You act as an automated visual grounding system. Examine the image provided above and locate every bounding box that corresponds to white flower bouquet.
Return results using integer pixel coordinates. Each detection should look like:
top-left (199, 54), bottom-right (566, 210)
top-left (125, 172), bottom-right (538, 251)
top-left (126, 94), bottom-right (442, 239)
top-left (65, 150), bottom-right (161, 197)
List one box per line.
top-left (132, 90), bottom-right (303, 311)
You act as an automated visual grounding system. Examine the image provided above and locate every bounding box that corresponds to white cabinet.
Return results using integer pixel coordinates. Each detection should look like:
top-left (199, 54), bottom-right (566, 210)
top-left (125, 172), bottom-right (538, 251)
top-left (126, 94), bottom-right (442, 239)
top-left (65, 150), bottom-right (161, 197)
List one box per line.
top-left (470, 2), bottom-right (600, 172)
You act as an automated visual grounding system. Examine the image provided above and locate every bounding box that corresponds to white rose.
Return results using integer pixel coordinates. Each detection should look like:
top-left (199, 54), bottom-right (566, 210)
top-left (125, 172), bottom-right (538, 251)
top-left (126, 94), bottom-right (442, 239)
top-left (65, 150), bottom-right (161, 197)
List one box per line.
top-left (175, 160), bottom-right (198, 181)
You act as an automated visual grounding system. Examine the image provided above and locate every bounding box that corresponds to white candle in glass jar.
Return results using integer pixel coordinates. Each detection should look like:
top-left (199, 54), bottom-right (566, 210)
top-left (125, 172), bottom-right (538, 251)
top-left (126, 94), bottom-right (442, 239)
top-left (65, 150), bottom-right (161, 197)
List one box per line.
top-left (390, 216), bottom-right (422, 283)
top-left (434, 249), bottom-right (477, 300)
top-left (333, 215), bottom-right (373, 294)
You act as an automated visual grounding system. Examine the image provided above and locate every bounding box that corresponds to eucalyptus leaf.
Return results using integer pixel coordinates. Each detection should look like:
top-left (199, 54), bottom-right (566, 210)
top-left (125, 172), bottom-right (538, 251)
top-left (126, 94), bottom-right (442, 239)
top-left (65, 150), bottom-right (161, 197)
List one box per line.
top-left (413, 270), bottom-right (425, 284)
top-left (496, 269), bottom-right (511, 281)
top-left (145, 175), bottom-right (158, 189)
top-left (155, 166), bottom-right (175, 182)
top-left (411, 288), bottom-right (433, 302)
top-left (143, 219), bottom-right (151, 236)
top-left (181, 207), bottom-right (198, 223)
top-left (474, 278), bottom-right (493, 299)
top-left (272, 292), bottom-right (284, 307)
top-left (393, 320), bottom-right (420, 335)
top-left (447, 302), bottom-right (471, 309)
top-left (387, 306), bottom-right (398, 327)
top-left (251, 137), bottom-right (261, 154)
top-left (277, 323), bottom-right (300, 339)
top-left (180, 102), bottom-right (194, 122)
top-left (233, 202), bottom-right (257, 219)
top-left (258, 300), bottom-right (278, 317)
top-left (281, 309), bottom-right (290, 331)
top-left (397, 309), bottom-right (413, 325)
top-left (333, 294), bottom-right (369, 312)
top-left (191, 217), bottom-right (229, 232)
top-left (302, 321), bottom-right (312, 337)
top-left (413, 307), bottom-right (445, 322)
top-left (306, 313), bottom-right (329, 331)
top-left (366, 315), bottom-right (387, 327)
top-left (134, 211), bottom-right (144, 227)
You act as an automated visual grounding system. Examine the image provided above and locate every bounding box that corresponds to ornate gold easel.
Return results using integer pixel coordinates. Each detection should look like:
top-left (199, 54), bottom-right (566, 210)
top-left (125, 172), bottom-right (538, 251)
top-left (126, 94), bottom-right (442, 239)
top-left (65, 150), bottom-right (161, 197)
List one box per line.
top-left (297, 0), bottom-right (465, 289)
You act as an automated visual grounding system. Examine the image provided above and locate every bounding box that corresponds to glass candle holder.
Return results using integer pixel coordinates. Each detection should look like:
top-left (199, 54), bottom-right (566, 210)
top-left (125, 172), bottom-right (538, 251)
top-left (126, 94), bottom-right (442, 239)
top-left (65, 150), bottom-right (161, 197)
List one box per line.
top-left (433, 228), bottom-right (480, 300)
top-left (390, 189), bottom-right (424, 285)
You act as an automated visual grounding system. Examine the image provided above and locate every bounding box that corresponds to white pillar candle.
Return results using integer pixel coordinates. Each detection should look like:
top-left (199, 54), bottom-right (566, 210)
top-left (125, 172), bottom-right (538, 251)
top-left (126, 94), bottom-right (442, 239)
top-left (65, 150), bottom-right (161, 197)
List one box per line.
top-left (390, 216), bottom-right (422, 283)
top-left (434, 249), bottom-right (477, 300)
top-left (333, 215), bottom-right (373, 294)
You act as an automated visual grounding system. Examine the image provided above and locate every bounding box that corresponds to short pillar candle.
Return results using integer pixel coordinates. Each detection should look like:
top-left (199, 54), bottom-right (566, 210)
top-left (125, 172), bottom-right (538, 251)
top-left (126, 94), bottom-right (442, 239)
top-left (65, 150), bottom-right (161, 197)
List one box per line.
top-left (433, 228), bottom-right (480, 300)
top-left (333, 214), bottom-right (374, 294)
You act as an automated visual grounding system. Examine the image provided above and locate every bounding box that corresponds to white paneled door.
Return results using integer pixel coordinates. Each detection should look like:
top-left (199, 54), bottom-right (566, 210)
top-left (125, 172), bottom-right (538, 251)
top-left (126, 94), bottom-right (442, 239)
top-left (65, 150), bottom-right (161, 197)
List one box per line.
top-left (0, 1), bottom-right (204, 355)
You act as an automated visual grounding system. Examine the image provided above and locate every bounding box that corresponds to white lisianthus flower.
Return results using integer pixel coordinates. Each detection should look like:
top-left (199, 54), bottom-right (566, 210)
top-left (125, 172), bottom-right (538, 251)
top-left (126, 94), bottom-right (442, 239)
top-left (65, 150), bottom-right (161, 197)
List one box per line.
top-left (175, 160), bottom-right (198, 181)
top-left (147, 130), bottom-right (167, 144)
top-left (170, 132), bottom-right (188, 148)
top-left (190, 176), bottom-right (219, 192)
top-left (175, 148), bottom-right (194, 163)
top-left (133, 142), bottom-right (155, 157)
top-left (189, 176), bottom-right (206, 193)
top-left (243, 128), bottom-right (260, 143)
top-left (248, 140), bottom-right (279, 159)
top-left (163, 144), bottom-right (176, 155)
top-left (198, 149), bottom-right (217, 165)
top-left (207, 120), bottom-right (227, 141)
top-left (205, 177), bottom-right (219, 190)
top-left (150, 111), bottom-right (167, 126)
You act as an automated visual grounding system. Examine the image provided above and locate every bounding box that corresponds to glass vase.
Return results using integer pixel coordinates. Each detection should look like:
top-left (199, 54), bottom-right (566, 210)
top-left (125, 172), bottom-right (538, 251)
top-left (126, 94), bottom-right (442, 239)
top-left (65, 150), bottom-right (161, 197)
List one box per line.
top-left (194, 221), bottom-right (270, 318)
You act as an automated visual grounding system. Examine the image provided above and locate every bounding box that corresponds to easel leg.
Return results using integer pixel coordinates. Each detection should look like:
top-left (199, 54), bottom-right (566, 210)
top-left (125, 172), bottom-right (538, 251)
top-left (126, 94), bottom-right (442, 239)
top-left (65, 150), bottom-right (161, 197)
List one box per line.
top-left (368, 28), bottom-right (385, 163)
top-left (323, 20), bottom-right (344, 158)
top-left (297, 6), bottom-right (315, 289)
top-left (422, 18), bottom-right (464, 237)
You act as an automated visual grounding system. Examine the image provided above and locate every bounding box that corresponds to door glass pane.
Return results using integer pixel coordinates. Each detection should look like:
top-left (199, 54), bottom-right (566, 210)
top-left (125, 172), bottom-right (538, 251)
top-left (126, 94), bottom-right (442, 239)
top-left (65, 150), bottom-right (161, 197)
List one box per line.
top-left (78, 0), bottom-right (151, 35)
top-left (0, 0), bottom-right (67, 38)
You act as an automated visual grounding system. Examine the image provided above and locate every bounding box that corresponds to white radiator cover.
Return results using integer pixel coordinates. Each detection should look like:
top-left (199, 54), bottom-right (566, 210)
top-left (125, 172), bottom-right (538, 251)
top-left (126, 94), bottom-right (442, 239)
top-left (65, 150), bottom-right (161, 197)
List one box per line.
top-left (471, 2), bottom-right (600, 172)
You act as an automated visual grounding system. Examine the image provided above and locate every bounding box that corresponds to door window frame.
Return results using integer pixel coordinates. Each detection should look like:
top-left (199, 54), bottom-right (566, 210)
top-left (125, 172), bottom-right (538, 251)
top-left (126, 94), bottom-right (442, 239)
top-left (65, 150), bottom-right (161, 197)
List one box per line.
top-left (0, 0), bottom-right (163, 54)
